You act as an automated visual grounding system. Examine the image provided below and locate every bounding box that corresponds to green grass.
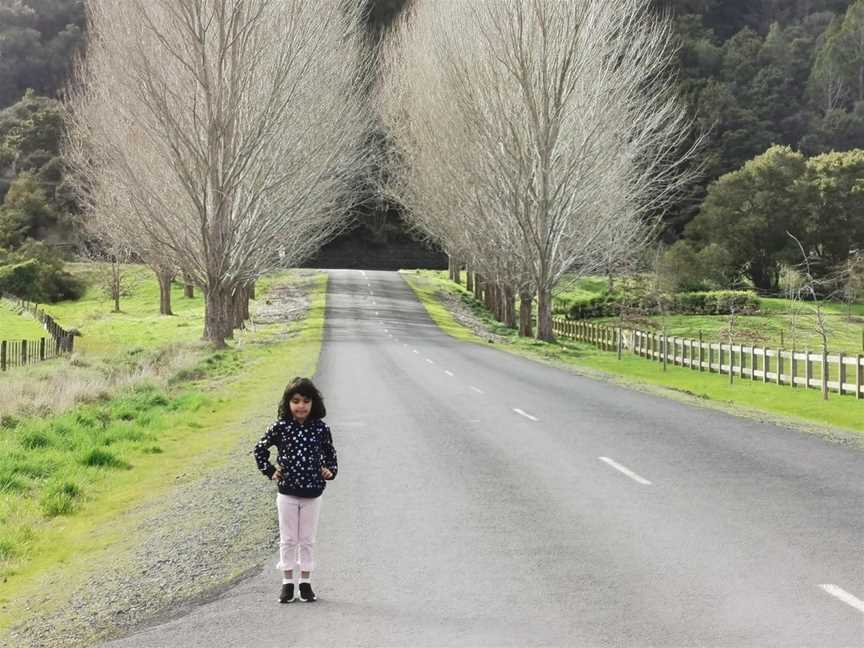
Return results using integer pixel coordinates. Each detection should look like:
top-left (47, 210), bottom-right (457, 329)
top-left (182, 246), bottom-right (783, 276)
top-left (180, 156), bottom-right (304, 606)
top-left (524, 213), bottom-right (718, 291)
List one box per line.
top-left (0, 268), bottom-right (328, 633)
top-left (0, 302), bottom-right (47, 341)
top-left (41, 263), bottom-right (210, 355)
top-left (401, 271), bottom-right (864, 440)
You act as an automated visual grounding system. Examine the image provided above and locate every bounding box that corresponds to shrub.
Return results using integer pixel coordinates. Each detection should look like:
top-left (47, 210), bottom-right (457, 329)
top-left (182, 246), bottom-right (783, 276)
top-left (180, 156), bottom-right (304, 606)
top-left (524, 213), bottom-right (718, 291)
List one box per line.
top-left (0, 241), bottom-right (84, 302)
top-left (566, 290), bottom-right (759, 320)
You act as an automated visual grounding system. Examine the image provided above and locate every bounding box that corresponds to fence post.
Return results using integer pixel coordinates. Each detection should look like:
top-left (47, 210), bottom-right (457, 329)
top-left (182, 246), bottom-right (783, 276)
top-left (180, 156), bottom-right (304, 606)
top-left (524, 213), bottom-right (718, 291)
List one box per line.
top-left (751, 346), bottom-right (757, 381)
top-left (1, 340), bottom-right (5, 371)
top-left (662, 334), bottom-right (667, 371)
top-left (729, 342), bottom-right (741, 385)
top-left (791, 348), bottom-right (797, 389)
top-left (776, 349), bottom-right (782, 385)
top-left (21, 339), bottom-right (27, 366)
top-left (39, 337), bottom-right (45, 361)
top-left (698, 332), bottom-right (704, 372)
top-left (857, 355), bottom-right (862, 401)
top-left (821, 350), bottom-right (828, 399)
top-left (805, 350), bottom-right (812, 391)
top-left (617, 327), bottom-right (622, 360)
top-left (719, 343), bottom-right (724, 376)
top-left (761, 347), bottom-right (768, 383)
top-left (838, 353), bottom-right (846, 396)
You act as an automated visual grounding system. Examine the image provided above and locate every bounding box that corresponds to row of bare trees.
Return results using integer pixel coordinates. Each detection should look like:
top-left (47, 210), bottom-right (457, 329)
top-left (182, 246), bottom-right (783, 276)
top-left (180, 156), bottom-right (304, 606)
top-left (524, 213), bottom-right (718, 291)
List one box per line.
top-left (65, 0), bottom-right (374, 347)
top-left (65, 0), bottom-right (703, 347)
top-left (380, 0), bottom-right (702, 340)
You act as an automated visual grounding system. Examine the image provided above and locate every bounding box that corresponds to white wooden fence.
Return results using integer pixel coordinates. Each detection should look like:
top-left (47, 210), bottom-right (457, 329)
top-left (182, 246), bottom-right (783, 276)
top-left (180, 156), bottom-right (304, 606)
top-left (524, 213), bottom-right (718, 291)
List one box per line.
top-left (552, 318), bottom-right (864, 399)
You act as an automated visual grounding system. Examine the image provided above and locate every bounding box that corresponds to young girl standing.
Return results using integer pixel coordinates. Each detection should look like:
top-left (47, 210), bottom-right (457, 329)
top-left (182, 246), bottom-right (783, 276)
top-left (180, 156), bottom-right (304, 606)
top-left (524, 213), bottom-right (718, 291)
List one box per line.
top-left (254, 377), bottom-right (338, 604)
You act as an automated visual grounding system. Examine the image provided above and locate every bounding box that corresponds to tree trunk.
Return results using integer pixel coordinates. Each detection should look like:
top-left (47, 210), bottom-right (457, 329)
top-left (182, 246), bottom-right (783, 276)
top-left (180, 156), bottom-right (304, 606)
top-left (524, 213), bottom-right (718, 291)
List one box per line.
top-left (111, 260), bottom-right (121, 313)
top-left (466, 269), bottom-right (474, 293)
top-left (184, 283), bottom-right (195, 299)
top-left (503, 285), bottom-right (516, 328)
top-left (519, 290), bottom-right (533, 337)
top-left (537, 286), bottom-right (553, 341)
top-left (230, 287), bottom-right (247, 331)
top-left (157, 269), bottom-right (174, 316)
top-left (485, 282), bottom-right (497, 316)
top-left (454, 259), bottom-right (461, 286)
top-left (203, 284), bottom-right (231, 348)
top-left (474, 273), bottom-right (483, 301)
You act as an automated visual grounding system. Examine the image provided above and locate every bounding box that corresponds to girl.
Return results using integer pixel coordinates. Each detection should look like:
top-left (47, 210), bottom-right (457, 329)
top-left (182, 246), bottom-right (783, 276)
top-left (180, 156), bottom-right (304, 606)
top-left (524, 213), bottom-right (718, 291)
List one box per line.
top-left (254, 376), bottom-right (338, 604)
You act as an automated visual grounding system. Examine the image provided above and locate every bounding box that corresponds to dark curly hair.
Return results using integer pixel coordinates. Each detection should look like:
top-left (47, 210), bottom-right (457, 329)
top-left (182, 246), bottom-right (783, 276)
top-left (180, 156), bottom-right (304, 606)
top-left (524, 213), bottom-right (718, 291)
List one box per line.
top-left (277, 376), bottom-right (326, 421)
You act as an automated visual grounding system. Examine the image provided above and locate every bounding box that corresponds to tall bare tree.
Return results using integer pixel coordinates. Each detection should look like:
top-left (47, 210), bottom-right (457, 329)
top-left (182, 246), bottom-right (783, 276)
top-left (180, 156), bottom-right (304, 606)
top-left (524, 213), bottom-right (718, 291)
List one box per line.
top-left (383, 0), bottom-right (701, 340)
top-left (66, 0), bottom-right (374, 346)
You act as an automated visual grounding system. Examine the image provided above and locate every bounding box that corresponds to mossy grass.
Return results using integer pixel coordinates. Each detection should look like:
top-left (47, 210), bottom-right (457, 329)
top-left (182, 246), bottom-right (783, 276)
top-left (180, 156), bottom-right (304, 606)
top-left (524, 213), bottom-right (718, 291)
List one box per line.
top-left (0, 270), bottom-right (327, 634)
top-left (401, 271), bottom-right (864, 440)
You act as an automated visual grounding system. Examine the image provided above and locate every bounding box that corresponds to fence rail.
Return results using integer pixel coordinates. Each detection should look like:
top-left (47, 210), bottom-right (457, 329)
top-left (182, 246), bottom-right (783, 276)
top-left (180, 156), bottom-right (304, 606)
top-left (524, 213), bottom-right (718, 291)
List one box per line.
top-left (552, 318), bottom-right (864, 400)
top-left (1, 298), bottom-right (74, 371)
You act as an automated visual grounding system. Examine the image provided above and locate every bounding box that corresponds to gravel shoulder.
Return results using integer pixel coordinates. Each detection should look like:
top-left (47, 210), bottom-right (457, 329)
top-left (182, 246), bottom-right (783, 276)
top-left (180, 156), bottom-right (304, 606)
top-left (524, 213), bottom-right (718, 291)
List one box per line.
top-left (1, 279), bottom-right (316, 648)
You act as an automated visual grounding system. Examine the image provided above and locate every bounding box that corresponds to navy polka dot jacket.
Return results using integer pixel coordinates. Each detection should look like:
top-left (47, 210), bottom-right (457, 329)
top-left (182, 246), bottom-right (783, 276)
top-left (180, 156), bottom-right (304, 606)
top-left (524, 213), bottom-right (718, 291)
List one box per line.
top-left (254, 418), bottom-right (338, 498)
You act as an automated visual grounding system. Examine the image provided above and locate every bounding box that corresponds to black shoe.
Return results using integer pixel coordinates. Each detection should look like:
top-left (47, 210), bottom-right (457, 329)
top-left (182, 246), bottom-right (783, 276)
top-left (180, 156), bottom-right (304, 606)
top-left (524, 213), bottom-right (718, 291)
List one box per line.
top-left (279, 583), bottom-right (294, 603)
top-left (298, 582), bottom-right (316, 602)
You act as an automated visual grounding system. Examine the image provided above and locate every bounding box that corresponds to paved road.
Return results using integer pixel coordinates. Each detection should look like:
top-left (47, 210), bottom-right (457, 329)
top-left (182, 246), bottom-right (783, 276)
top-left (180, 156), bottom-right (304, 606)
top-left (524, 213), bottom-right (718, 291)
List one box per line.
top-left (107, 270), bottom-right (864, 647)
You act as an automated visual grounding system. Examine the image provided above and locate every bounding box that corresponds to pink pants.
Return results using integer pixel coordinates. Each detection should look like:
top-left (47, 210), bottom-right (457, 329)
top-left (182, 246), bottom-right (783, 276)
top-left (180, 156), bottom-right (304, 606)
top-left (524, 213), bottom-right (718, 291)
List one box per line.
top-left (276, 493), bottom-right (322, 572)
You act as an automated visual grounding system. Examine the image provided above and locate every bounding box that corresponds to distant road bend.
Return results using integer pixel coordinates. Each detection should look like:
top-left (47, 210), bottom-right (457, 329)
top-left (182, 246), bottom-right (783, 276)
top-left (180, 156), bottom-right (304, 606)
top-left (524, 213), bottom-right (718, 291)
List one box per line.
top-left (106, 269), bottom-right (864, 648)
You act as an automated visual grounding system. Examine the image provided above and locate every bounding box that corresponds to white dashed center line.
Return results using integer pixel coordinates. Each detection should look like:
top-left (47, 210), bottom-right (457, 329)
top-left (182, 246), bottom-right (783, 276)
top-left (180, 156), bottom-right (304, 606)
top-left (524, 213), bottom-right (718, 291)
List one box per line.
top-left (599, 457), bottom-right (652, 485)
top-left (469, 386), bottom-right (484, 394)
top-left (444, 370), bottom-right (454, 377)
top-left (413, 349), bottom-right (419, 354)
top-left (425, 358), bottom-right (435, 364)
top-left (513, 408), bottom-right (538, 421)
top-left (819, 585), bottom-right (864, 614)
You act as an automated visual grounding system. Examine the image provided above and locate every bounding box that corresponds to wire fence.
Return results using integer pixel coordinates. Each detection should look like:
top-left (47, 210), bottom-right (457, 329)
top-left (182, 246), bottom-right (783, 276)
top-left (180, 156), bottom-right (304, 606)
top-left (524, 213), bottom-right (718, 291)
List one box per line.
top-left (1, 298), bottom-right (75, 371)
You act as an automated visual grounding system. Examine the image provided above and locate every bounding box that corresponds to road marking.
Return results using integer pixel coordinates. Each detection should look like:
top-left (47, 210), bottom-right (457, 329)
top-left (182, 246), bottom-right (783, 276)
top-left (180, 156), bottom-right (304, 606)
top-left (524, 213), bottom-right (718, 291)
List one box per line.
top-left (375, 311), bottom-right (379, 315)
top-left (513, 408), bottom-right (538, 421)
top-left (444, 370), bottom-right (454, 376)
top-left (819, 585), bottom-right (864, 613)
top-left (413, 349), bottom-right (419, 354)
top-left (384, 329), bottom-right (388, 333)
top-left (599, 457), bottom-right (652, 485)
top-left (426, 358), bottom-right (435, 364)
top-left (470, 386), bottom-right (484, 394)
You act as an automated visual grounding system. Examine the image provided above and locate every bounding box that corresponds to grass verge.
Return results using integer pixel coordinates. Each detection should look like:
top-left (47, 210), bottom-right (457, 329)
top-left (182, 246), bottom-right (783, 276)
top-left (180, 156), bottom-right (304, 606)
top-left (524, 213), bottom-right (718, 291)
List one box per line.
top-left (0, 271), bottom-right (328, 634)
top-left (400, 270), bottom-right (864, 444)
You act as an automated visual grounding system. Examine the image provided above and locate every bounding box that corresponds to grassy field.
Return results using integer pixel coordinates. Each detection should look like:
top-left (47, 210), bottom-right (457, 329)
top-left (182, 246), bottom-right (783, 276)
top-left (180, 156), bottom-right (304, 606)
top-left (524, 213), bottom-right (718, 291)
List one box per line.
top-left (0, 265), bottom-right (328, 629)
top-left (402, 271), bottom-right (864, 441)
top-left (0, 302), bottom-right (49, 341)
top-left (551, 275), bottom-right (864, 355)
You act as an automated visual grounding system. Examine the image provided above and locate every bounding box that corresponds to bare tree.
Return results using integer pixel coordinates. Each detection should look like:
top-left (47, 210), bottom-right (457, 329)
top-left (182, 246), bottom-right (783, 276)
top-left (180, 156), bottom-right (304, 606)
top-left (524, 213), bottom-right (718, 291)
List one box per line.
top-left (66, 0), bottom-right (374, 347)
top-left (789, 233), bottom-right (833, 400)
top-left (382, 0), bottom-right (701, 340)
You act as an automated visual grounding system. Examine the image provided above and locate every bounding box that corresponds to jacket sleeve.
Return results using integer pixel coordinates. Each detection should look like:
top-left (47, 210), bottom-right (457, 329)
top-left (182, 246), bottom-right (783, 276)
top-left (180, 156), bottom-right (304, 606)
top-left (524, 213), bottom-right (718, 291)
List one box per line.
top-left (321, 424), bottom-right (338, 479)
top-left (254, 422), bottom-right (280, 480)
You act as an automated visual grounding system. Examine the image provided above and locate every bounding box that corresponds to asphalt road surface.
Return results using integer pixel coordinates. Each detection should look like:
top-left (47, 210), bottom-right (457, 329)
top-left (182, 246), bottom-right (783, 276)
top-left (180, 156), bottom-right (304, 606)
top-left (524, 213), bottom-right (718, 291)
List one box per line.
top-left (106, 270), bottom-right (864, 648)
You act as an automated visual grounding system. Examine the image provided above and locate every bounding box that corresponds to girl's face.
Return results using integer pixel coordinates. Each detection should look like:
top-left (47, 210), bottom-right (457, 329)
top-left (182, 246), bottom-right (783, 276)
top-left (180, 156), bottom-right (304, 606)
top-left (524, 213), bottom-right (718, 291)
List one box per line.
top-left (289, 394), bottom-right (312, 423)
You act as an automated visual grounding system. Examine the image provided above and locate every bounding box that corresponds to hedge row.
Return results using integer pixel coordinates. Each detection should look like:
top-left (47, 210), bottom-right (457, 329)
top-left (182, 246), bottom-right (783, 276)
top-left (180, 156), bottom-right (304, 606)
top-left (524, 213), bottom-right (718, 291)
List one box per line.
top-left (560, 290), bottom-right (760, 320)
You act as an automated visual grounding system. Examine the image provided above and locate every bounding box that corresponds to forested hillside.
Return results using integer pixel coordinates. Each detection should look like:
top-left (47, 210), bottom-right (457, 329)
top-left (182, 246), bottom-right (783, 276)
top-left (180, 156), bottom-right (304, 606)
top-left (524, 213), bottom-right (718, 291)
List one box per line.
top-left (0, 0), bottom-right (861, 296)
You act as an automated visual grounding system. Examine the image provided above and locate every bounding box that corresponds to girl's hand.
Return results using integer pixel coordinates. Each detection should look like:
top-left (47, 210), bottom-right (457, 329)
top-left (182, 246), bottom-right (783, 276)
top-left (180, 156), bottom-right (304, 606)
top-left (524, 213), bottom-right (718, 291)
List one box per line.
top-left (320, 467), bottom-right (333, 480)
top-left (272, 469), bottom-right (283, 481)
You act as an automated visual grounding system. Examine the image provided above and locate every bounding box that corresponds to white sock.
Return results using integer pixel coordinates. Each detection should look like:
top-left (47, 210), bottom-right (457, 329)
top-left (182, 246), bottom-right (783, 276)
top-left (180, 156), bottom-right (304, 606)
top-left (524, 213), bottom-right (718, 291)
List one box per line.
top-left (282, 578), bottom-right (292, 585)
top-left (300, 577), bottom-right (310, 584)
